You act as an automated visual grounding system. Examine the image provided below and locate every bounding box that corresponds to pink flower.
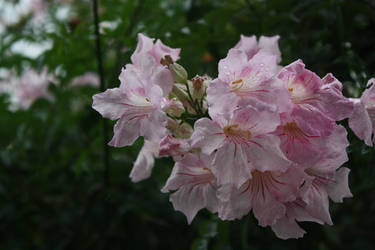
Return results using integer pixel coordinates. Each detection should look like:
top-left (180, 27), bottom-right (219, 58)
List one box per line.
top-left (348, 78), bottom-right (375, 146)
top-left (275, 110), bottom-right (348, 167)
top-left (218, 166), bottom-right (306, 226)
top-left (272, 166), bottom-right (352, 240)
top-left (270, 199), bottom-right (320, 239)
top-left (131, 33), bottom-right (180, 68)
top-left (71, 72), bottom-right (100, 87)
top-left (207, 49), bottom-right (289, 117)
top-left (190, 105), bottom-right (290, 188)
top-left (92, 65), bottom-right (169, 147)
top-left (277, 60), bottom-right (353, 136)
top-left (162, 153), bottom-right (218, 224)
top-left (92, 34), bottom-right (179, 147)
top-left (2, 67), bottom-right (55, 110)
top-left (234, 34), bottom-right (282, 63)
top-left (272, 126), bottom-right (351, 239)
top-left (130, 140), bottom-right (159, 182)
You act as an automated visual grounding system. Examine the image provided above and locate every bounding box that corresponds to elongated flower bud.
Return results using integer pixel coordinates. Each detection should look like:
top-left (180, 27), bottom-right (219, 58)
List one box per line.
top-left (169, 63), bottom-right (188, 84)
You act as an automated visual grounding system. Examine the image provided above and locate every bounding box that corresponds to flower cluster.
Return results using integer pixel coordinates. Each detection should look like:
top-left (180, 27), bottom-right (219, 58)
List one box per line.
top-left (92, 33), bottom-right (371, 239)
top-left (0, 67), bottom-right (55, 110)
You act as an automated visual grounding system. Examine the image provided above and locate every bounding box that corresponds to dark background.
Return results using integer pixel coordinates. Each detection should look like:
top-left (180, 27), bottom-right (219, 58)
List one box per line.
top-left (1, 0), bottom-right (375, 249)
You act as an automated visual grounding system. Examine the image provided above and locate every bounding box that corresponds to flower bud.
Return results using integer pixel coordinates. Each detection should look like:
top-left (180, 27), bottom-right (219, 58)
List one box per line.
top-left (166, 118), bottom-right (194, 139)
top-left (174, 122), bottom-right (194, 139)
top-left (191, 75), bottom-right (208, 100)
top-left (169, 63), bottom-right (188, 83)
top-left (171, 84), bottom-right (189, 102)
top-left (161, 97), bottom-right (185, 117)
top-left (159, 135), bottom-right (190, 159)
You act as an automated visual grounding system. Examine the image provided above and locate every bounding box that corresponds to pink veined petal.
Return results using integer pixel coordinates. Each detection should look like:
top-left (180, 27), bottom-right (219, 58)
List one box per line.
top-left (218, 48), bottom-right (249, 83)
top-left (162, 153), bottom-right (218, 224)
top-left (319, 73), bottom-right (354, 121)
top-left (348, 98), bottom-right (373, 146)
top-left (119, 64), bottom-right (148, 92)
top-left (169, 185), bottom-right (207, 224)
top-left (92, 88), bottom-right (127, 120)
top-left (277, 122), bottom-right (321, 167)
top-left (206, 78), bottom-right (239, 118)
top-left (318, 124), bottom-right (349, 171)
top-left (129, 140), bottom-right (159, 182)
top-left (292, 106), bottom-right (334, 137)
top-left (250, 168), bottom-right (307, 226)
top-left (140, 109), bottom-right (167, 142)
top-left (151, 66), bottom-right (175, 97)
top-left (130, 33), bottom-right (154, 66)
top-left (212, 143), bottom-right (251, 188)
top-left (162, 154), bottom-right (202, 192)
top-left (217, 183), bottom-right (252, 220)
top-left (301, 180), bottom-right (333, 225)
top-left (108, 117), bottom-right (140, 147)
top-left (326, 167), bottom-right (352, 203)
top-left (246, 135), bottom-right (290, 173)
top-left (190, 118), bottom-right (226, 155)
top-left (247, 51), bottom-right (278, 81)
top-left (232, 104), bottom-right (280, 136)
top-left (276, 111), bottom-right (345, 167)
top-left (252, 190), bottom-right (286, 227)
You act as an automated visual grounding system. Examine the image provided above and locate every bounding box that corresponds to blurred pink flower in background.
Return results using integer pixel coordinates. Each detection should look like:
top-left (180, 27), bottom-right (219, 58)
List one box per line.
top-left (0, 67), bottom-right (55, 110)
top-left (71, 72), bottom-right (100, 87)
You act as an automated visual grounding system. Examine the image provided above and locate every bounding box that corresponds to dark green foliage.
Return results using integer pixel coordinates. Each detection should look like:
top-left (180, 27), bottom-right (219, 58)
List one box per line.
top-left (0, 0), bottom-right (375, 249)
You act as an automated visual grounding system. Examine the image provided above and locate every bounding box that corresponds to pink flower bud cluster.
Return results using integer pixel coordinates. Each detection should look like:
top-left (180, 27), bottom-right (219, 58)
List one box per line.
top-left (92, 33), bottom-right (372, 239)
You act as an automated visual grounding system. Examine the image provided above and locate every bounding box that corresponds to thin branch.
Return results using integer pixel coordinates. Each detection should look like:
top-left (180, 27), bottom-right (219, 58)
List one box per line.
top-left (92, 0), bottom-right (110, 187)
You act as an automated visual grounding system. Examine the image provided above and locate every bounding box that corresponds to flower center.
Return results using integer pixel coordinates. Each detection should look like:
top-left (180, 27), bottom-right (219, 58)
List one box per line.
top-left (286, 80), bottom-right (312, 104)
top-left (282, 121), bottom-right (314, 143)
top-left (223, 124), bottom-right (252, 144)
top-left (230, 76), bottom-right (260, 97)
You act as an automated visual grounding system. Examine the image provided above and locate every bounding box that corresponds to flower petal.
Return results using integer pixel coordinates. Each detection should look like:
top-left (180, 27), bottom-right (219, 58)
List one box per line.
top-left (108, 117), bottom-right (140, 147)
top-left (271, 217), bottom-right (306, 239)
top-left (92, 88), bottom-right (127, 120)
top-left (129, 140), bottom-right (159, 182)
top-left (326, 167), bottom-right (352, 203)
top-left (190, 118), bottom-right (225, 155)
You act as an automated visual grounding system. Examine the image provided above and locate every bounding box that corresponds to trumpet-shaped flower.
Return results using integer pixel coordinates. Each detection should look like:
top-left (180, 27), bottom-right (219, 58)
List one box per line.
top-left (191, 105), bottom-right (290, 187)
top-left (92, 65), bottom-right (169, 147)
top-left (218, 166), bottom-right (306, 226)
top-left (271, 126), bottom-right (351, 239)
top-left (162, 153), bottom-right (218, 223)
top-left (277, 60), bottom-right (353, 136)
top-left (348, 78), bottom-right (375, 146)
top-left (207, 49), bottom-right (289, 117)
top-left (275, 110), bottom-right (347, 167)
top-left (1, 67), bottom-right (55, 110)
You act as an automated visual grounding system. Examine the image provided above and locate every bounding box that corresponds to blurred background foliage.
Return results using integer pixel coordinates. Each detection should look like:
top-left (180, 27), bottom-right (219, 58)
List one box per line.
top-left (0, 0), bottom-right (375, 249)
